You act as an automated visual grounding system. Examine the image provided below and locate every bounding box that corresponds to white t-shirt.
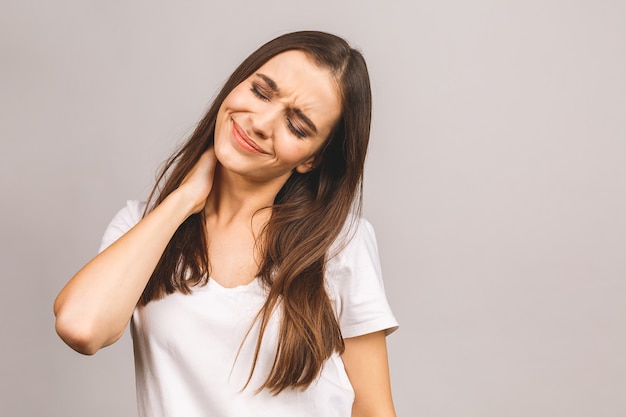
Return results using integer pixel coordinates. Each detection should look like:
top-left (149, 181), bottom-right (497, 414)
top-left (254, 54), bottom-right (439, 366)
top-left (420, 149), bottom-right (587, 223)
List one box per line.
top-left (100, 200), bottom-right (398, 417)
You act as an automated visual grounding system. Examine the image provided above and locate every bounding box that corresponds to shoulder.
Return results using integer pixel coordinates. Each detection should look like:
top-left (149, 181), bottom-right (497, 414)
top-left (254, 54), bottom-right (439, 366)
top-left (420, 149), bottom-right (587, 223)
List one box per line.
top-left (325, 216), bottom-right (398, 337)
top-left (327, 216), bottom-right (380, 273)
top-left (111, 200), bottom-right (146, 225)
top-left (98, 200), bottom-right (147, 252)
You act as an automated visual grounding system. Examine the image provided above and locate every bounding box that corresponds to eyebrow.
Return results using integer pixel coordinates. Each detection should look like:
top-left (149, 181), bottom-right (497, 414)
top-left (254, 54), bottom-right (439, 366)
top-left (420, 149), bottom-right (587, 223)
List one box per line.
top-left (256, 73), bottom-right (279, 93)
top-left (255, 73), bottom-right (319, 134)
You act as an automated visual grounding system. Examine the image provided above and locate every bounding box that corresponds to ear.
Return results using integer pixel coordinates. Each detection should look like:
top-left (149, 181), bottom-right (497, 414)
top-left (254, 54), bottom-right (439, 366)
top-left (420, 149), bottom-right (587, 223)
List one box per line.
top-left (294, 154), bottom-right (319, 174)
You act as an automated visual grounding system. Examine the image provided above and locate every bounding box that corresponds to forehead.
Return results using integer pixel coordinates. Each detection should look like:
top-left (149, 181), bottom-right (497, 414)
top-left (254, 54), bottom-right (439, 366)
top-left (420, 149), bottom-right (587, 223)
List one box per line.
top-left (253, 50), bottom-right (342, 132)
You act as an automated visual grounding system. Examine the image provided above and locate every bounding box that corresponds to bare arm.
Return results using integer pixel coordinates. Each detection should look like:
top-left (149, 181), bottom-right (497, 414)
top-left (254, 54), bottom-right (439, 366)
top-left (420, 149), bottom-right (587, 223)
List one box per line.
top-left (342, 331), bottom-right (397, 417)
top-left (54, 149), bottom-right (216, 355)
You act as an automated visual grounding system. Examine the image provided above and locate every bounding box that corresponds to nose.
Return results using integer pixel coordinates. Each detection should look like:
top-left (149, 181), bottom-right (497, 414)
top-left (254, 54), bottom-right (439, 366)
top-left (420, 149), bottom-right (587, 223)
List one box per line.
top-left (250, 105), bottom-right (281, 140)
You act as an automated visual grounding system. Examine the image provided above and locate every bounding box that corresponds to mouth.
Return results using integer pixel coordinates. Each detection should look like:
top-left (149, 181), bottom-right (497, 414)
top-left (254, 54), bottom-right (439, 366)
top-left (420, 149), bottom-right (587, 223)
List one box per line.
top-left (231, 119), bottom-right (268, 155)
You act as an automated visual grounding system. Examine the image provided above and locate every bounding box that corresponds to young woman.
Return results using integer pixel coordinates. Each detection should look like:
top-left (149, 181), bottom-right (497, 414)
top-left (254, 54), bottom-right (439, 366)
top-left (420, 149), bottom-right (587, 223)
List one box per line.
top-left (54, 31), bottom-right (398, 417)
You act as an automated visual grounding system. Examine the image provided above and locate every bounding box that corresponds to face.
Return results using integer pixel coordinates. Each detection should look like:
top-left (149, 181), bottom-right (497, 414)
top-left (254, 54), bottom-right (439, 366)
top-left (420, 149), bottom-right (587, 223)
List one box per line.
top-left (213, 50), bottom-right (342, 184)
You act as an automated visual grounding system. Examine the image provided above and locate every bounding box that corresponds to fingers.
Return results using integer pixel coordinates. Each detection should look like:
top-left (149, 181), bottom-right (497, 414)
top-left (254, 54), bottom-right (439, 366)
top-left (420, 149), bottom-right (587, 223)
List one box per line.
top-left (179, 148), bottom-right (217, 214)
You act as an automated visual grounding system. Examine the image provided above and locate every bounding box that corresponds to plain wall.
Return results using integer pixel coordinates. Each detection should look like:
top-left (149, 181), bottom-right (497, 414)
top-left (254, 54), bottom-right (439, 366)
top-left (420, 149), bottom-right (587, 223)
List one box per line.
top-left (1, 1), bottom-right (625, 416)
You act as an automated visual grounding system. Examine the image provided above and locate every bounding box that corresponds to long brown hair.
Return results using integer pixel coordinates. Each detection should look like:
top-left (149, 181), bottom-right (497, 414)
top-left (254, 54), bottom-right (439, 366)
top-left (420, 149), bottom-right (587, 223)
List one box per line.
top-left (141, 31), bottom-right (372, 394)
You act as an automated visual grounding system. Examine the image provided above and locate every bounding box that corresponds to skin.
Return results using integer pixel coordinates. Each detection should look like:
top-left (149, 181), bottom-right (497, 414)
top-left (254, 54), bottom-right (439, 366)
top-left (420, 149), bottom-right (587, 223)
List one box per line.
top-left (343, 331), bottom-right (397, 417)
top-left (54, 50), bottom-right (395, 416)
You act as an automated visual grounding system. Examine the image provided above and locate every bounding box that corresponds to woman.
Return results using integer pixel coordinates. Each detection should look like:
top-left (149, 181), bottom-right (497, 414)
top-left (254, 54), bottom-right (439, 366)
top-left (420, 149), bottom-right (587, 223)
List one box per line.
top-left (54, 31), bottom-right (398, 417)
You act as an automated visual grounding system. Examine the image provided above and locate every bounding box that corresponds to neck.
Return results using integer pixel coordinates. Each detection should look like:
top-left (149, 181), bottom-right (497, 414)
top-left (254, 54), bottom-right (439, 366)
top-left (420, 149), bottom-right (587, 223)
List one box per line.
top-left (204, 163), bottom-right (289, 225)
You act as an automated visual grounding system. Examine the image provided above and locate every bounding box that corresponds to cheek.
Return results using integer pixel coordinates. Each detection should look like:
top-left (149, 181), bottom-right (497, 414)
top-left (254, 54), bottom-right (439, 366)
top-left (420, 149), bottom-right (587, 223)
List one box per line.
top-left (274, 136), bottom-right (321, 164)
top-left (215, 88), bottom-right (245, 138)
top-left (222, 85), bottom-right (252, 111)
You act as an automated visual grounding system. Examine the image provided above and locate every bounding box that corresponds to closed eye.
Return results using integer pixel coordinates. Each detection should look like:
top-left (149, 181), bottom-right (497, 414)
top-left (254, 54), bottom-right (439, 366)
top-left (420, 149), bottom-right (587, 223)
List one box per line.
top-left (250, 83), bottom-right (271, 101)
top-left (287, 118), bottom-right (307, 139)
top-left (251, 78), bottom-right (309, 139)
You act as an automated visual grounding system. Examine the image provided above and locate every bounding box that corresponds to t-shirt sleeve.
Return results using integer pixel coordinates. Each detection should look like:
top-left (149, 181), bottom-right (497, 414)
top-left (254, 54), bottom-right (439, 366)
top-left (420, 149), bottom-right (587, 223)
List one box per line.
top-left (98, 200), bottom-right (147, 253)
top-left (326, 218), bottom-right (399, 339)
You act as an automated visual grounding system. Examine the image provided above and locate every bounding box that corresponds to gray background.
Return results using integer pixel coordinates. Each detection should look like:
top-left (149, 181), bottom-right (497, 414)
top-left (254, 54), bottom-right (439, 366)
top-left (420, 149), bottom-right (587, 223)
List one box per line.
top-left (1, 1), bottom-right (625, 416)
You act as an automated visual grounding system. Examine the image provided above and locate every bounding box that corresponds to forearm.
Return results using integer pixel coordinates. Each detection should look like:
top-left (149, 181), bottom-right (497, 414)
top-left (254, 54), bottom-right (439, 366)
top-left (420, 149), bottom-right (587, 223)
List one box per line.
top-left (54, 190), bottom-right (196, 354)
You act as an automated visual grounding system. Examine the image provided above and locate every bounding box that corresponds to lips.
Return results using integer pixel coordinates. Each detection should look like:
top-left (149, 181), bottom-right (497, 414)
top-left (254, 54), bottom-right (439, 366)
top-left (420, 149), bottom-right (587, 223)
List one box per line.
top-left (232, 119), bottom-right (267, 154)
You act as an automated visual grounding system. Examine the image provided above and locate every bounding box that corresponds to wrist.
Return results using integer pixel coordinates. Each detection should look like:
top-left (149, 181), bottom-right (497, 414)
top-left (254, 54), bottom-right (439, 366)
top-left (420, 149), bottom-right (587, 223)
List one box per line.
top-left (162, 188), bottom-right (203, 222)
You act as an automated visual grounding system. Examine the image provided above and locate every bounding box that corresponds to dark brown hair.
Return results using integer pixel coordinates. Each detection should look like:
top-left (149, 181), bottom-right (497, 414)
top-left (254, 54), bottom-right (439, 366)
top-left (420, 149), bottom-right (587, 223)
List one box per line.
top-left (141, 31), bottom-right (372, 394)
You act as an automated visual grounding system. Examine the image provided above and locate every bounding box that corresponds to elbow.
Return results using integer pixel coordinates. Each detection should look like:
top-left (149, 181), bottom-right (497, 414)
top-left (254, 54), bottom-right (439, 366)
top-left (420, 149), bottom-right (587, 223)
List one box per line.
top-left (54, 307), bottom-right (102, 356)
